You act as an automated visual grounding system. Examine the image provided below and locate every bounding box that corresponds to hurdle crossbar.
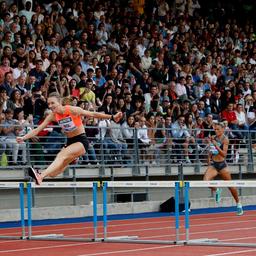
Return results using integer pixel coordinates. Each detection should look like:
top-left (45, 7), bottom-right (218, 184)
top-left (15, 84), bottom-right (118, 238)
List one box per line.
top-left (184, 180), bottom-right (256, 248)
top-left (0, 182), bottom-right (26, 240)
top-left (27, 181), bottom-right (99, 242)
top-left (102, 181), bottom-right (182, 245)
top-left (189, 180), bottom-right (256, 188)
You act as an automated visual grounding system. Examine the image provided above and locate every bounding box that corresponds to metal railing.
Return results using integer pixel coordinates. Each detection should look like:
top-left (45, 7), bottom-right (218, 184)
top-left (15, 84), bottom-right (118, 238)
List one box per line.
top-left (0, 125), bottom-right (255, 177)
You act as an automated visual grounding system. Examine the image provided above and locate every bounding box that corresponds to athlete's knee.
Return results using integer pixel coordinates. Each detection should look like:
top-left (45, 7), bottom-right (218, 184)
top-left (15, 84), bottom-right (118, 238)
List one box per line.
top-left (56, 152), bottom-right (72, 164)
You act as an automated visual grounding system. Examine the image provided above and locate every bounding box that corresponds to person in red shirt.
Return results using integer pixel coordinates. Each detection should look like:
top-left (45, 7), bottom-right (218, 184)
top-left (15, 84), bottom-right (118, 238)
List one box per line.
top-left (221, 103), bottom-right (243, 139)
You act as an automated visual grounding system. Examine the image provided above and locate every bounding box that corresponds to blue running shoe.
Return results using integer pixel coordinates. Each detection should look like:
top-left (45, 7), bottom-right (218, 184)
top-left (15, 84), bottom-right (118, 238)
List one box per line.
top-left (215, 188), bottom-right (222, 203)
top-left (237, 203), bottom-right (244, 216)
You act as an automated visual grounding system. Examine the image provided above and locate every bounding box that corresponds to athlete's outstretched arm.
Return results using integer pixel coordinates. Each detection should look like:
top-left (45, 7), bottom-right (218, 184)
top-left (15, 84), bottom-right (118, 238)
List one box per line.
top-left (16, 113), bottom-right (54, 143)
top-left (69, 106), bottom-right (123, 122)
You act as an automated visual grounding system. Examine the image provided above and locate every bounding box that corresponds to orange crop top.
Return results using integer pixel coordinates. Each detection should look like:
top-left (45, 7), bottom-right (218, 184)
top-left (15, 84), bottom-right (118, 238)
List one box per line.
top-left (54, 105), bottom-right (83, 133)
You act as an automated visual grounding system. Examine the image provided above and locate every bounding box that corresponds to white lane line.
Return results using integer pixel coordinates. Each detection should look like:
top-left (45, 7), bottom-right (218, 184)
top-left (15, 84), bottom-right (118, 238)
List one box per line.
top-left (0, 241), bottom-right (100, 254)
top-left (77, 245), bottom-right (181, 256)
top-left (205, 249), bottom-right (256, 256)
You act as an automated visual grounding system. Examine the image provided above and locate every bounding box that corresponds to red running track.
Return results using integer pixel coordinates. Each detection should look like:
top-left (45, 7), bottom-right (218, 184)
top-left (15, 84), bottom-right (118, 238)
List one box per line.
top-left (1, 210), bottom-right (256, 256)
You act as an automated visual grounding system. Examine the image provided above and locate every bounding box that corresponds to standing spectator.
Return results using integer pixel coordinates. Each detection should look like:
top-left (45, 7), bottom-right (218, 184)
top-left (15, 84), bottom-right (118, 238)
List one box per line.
top-left (221, 103), bottom-right (243, 139)
top-left (28, 59), bottom-right (47, 89)
top-left (2, 108), bottom-right (21, 165)
top-left (235, 103), bottom-right (249, 134)
top-left (18, 1), bottom-right (35, 24)
top-left (171, 115), bottom-right (195, 163)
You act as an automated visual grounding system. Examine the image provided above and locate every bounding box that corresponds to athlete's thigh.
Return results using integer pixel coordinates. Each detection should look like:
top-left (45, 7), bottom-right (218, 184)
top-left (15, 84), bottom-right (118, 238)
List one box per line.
top-left (58, 142), bottom-right (86, 159)
top-left (203, 166), bottom-right (218, 180)
top-left (218, 167), bottom-right (232, 180)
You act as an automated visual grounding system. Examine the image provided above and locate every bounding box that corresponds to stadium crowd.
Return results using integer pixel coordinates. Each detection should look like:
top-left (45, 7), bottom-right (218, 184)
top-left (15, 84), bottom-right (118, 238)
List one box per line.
top-left (0, 0), bottom-right (255, 165)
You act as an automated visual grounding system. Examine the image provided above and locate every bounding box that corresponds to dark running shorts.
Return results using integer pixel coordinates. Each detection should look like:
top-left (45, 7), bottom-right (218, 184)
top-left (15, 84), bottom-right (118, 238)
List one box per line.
top-left (66, 133), bottom-right (89, 152)
top-left (212, 161), bottom-right (227, 172)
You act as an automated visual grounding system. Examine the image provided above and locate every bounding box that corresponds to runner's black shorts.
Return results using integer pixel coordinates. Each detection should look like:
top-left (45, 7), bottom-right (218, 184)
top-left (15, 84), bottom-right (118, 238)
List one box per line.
top-left (66, 133), bottom-right (89, 152)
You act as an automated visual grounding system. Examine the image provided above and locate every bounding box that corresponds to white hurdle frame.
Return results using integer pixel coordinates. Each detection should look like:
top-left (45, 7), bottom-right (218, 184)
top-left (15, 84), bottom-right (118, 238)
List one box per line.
top-left (0, 182), bottom-right (26, 240)
top-left (102, 181), bottom-right (183, 244)
top-left (185, 180), bottom-right (256, 248)
top-left (26, 181), bottom-right (99, 242)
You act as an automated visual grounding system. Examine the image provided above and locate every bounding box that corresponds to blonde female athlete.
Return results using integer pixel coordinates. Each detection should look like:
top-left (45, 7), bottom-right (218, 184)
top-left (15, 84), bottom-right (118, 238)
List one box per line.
top-left (203, 122), bottom-right (243, 216)
top-left (16, 92), bottom-right (123, 185)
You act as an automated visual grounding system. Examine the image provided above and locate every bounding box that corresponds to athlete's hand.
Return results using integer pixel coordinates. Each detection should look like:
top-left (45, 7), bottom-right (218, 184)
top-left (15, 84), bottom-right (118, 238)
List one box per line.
top-left (16, 137), bottom-right (24, 144)
top-left (211, 138), bottom-right (217, 146)
top-left (113, 112), bottom-right (123, 123)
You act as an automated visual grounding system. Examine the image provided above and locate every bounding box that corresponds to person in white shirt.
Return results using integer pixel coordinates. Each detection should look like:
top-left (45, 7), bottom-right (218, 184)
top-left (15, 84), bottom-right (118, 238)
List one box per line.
top-left (13, 60), bottom-right (27, 81)
top-left (171, 115), bottom-right (195, 163)
top-left (137, 37), bottom-right (147, 57)
top-left (175, 76), bottom-right (187, 100)
top-left (135, 117), bottom-right (151, 163)
top-left (141, 49), bottom-right (152, 71)
top-left (18, 1), bottom-right (35, 24)
top-left (235, 104), bottom-right (249, 133)
top-left (156, 0), bottom-right (170, 20)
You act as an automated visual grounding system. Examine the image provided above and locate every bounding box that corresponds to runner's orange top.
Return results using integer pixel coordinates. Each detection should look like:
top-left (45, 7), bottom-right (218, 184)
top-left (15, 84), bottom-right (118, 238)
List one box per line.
top-left (54, 105), bottom-right (83, 133)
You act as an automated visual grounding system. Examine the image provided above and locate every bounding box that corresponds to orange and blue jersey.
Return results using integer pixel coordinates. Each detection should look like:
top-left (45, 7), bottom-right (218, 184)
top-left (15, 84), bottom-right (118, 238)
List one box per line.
top-left (54, 105), bottom-right (83, 133)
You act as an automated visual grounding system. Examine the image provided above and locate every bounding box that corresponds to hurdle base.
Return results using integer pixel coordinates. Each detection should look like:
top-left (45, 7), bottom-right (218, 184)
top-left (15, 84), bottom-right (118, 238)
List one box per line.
top-left (0, 236), bottom-right (26, 240)
top-left (30, 234), bottom-right (64, 238)
top-left (184, 238), bottom-right (219, 243)
top-left (107, 235), bottom-right (139, 240)
top-left (186, 241), bottom-right (256, 248)
top-left (28, 235), bottom-right (96, 242)
top-left (103, 238), bottom-right (178, 244)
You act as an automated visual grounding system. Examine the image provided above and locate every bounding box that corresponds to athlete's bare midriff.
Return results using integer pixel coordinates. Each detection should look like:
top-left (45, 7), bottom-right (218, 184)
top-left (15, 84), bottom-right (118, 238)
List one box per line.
top-left (64, 125), bottom-right (85, 138)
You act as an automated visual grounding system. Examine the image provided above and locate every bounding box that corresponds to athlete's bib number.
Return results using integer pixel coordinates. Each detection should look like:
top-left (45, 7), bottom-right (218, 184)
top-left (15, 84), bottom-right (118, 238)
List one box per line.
top-left (58, 117), bottom-right (76, 132)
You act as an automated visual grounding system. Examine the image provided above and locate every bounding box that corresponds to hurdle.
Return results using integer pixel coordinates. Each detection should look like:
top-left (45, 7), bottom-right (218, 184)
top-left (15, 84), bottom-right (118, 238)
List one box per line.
top-left (102, 181), bottom-right (184, 245)
top-left (26, 181), bottom-right (99, 242)
top-left (0, 182), bottom-right (26, 240)
top-left (184, 180), bottom-right (256, 248)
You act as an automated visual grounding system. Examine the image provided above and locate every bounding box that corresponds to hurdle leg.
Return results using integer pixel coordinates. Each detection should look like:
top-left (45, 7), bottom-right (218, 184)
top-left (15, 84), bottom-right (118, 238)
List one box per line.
top-left (175, 182), bottom-right (180, 243)
top-left (27, 182), bottom-right (32, 239)
top-left (93, 182), bottom-right (98, 241)
top-left (19, 183), bottom-right (26, 239)
top-left (103, 182), bottom-right (108, 240)
top-left (184, 182), bottom-right (190, 242)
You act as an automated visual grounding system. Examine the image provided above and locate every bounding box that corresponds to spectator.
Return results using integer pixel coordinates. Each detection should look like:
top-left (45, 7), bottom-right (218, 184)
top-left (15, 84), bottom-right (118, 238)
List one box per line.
top-left (98, 93), bottom-right (116, 115)
top-left (0, 56), bottom-right (12, 84)
top-left (171, 115), bottom-right (195, 163)
top-left (235, 103), bottom-right (249, 134)
top-left (0, 112), bottom-right (7, 162)
top-left (221, 103), bottom-right (243, 139)
top-left (2, 108), bottom-right (21, 165)
top-left (1, 71), bottom-right (15, 97)
top-left (79, 79), bottom-right (95, 108)
top-left (102, 119), bottom-right (128, 165)
top-left (28, 59), bottom-right (47, 89)
top-left (136, 115), bottom-right (151, 162)
top-left (10, 89), bottom-right (24, 111)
